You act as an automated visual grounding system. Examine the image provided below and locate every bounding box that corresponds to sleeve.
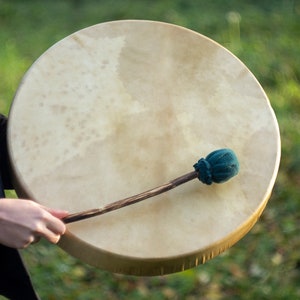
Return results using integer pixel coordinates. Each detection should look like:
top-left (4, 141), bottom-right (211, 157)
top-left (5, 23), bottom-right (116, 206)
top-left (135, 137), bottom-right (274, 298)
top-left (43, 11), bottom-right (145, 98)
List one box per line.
top-left (0, 114), bottom-right (13, 189)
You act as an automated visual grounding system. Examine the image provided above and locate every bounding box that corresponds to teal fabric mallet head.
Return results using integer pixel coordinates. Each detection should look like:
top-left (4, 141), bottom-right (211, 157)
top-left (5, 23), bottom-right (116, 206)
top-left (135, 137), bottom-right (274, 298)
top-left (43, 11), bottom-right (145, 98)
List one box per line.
top-left (64, 148), bottom-right (240, 223)
top-left (193, 148), bottom-right (240, 185)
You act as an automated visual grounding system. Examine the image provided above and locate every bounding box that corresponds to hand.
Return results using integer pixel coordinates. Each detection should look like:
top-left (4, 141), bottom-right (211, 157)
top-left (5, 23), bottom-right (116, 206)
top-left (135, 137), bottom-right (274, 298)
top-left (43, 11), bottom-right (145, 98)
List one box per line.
top-left (0, 198), bottom-right (68, 249)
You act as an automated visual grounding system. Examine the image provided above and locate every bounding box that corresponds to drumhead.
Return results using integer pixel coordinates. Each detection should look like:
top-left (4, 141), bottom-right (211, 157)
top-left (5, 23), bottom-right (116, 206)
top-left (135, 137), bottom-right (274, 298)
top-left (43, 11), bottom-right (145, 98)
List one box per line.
top-left (7, 20), bottom-right (280, 275)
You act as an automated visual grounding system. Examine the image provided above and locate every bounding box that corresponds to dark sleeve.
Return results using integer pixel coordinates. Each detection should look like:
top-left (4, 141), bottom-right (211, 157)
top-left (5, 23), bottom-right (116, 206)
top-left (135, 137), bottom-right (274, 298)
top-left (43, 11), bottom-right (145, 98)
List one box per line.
top-left (0, 114), bottom-right (13, 189)
top-left (0, 118), bottom-right (39, 299)
top-left (0, 244), bottom-right (40, 299)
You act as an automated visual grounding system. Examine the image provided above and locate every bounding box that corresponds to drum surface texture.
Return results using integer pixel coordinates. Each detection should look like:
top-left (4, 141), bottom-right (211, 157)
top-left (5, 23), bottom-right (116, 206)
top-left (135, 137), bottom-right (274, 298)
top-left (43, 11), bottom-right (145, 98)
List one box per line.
top-left (8, 20), bottom-right (280, 275)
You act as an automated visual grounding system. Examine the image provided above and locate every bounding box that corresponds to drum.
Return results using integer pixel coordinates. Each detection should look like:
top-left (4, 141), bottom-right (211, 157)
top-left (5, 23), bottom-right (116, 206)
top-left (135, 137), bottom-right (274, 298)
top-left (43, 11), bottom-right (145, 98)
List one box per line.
top-left (7, 20), bottom-right (280, 276)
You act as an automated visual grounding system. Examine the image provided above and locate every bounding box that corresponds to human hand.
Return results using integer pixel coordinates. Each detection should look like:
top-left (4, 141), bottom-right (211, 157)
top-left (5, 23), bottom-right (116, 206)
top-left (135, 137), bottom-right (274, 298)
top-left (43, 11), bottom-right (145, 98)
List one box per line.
top-left (0, 198), bottom-right (68, 248)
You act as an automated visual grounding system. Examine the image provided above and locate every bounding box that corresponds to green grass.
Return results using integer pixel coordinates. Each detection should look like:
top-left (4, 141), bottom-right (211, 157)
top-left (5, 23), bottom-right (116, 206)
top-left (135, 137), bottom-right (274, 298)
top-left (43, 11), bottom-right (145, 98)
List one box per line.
top-left (1, 0), bottom-right (300, 299)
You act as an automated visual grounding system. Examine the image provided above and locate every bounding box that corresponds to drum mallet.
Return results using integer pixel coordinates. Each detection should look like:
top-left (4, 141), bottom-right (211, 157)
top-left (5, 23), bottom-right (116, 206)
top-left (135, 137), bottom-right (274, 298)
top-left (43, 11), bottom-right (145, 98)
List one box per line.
top-left (63, 148), bottom-right (239, 223)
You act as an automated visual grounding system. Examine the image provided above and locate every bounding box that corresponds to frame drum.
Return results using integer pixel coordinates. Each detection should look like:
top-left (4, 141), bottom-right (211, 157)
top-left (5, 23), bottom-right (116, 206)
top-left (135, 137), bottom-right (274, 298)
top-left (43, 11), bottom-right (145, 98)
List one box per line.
top-left (7, 20), bottom-right (280, 276)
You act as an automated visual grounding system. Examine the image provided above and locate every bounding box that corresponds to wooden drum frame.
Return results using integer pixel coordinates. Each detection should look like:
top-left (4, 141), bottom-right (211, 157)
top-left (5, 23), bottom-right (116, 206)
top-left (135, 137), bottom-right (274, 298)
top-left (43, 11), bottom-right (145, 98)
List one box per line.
top-left (7, 20), bottom-right (280, 276)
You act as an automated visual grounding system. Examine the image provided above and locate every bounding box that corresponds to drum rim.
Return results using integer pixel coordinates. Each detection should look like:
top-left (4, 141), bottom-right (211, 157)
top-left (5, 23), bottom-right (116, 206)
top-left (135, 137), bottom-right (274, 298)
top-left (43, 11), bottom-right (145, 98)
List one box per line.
top-left (7, 19), bottom-right (281, 276)
top-left (58, 188), bottom-right (272, 276)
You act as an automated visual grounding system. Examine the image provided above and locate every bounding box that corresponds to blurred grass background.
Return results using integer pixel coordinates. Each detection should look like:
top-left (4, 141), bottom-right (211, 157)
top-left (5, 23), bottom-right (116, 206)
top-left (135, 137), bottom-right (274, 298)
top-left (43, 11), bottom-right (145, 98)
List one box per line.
top-left (0, 0), bottom-right (299, 299)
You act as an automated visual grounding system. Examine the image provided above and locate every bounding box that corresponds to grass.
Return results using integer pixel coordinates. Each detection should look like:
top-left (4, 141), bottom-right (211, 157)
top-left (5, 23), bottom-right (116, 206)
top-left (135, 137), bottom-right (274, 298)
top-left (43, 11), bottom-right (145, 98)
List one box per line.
top-left (1, 0), bottom-right (300, 299)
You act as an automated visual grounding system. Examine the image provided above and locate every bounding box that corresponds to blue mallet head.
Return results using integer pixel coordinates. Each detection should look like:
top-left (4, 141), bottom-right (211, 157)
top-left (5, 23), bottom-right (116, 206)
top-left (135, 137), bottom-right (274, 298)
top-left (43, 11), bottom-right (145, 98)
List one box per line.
top-left (193, 148), bottom-right (239, 185)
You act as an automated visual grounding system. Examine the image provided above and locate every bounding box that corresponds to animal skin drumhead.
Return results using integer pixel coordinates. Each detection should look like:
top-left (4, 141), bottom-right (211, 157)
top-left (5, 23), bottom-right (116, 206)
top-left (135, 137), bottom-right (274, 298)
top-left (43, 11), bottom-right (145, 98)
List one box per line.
top-left (8, 20), bottom-right (280, 276)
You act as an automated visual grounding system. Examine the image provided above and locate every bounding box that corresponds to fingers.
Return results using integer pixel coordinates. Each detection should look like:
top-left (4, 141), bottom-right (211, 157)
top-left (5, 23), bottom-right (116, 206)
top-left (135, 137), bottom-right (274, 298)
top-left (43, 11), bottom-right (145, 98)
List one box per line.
top-left (38, 227), bottom-right (62, 244)
top-left (39, 206), bottom-right (69, 244)
top-left (42, 206), bottom-right (69, 219)
top-left (27, 204), bottom-right (67, 245)
top-left (37, 212), bottom-right (67, 244)
top-left (22, 226), bottom-right (60, 248)
top-left (29, 223), bottom-right (64, 246)
top-left (31, 236), bottom-right (41, 245)
top-left (0, 199), bottom-right (68, 248)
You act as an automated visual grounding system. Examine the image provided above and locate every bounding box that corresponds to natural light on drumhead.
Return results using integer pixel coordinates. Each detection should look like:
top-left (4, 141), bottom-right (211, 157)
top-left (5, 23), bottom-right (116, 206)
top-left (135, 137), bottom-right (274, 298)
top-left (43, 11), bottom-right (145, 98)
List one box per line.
top-left (8, 20), bottom-right (280, 276)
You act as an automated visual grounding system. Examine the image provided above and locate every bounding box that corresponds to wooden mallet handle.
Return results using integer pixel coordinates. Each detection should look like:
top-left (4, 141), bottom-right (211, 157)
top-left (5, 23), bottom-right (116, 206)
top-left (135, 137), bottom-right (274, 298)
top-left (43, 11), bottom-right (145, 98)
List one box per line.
top-left (63, 171), bottom-right (197, 223)
top-left (63, 148), bottom-right (239, 224)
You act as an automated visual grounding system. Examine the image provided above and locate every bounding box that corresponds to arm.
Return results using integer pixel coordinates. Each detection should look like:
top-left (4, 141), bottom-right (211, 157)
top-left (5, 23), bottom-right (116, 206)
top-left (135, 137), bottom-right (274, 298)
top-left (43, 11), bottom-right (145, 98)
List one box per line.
top-left (0, 114), bottom-right (68, 249)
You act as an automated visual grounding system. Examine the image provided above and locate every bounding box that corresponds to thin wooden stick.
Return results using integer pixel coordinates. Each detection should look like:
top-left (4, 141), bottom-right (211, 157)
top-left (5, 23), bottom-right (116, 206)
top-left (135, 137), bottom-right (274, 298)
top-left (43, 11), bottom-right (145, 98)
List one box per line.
top-left (63, 148), bottom-right (240, 223)
top-left (63, 171), bottom-right (198, 223)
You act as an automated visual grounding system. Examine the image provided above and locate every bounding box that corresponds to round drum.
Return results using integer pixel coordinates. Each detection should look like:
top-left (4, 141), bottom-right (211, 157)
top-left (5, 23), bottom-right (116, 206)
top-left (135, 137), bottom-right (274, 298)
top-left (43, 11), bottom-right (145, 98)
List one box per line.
top-left (7, 20), bottom-right (280, 276)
